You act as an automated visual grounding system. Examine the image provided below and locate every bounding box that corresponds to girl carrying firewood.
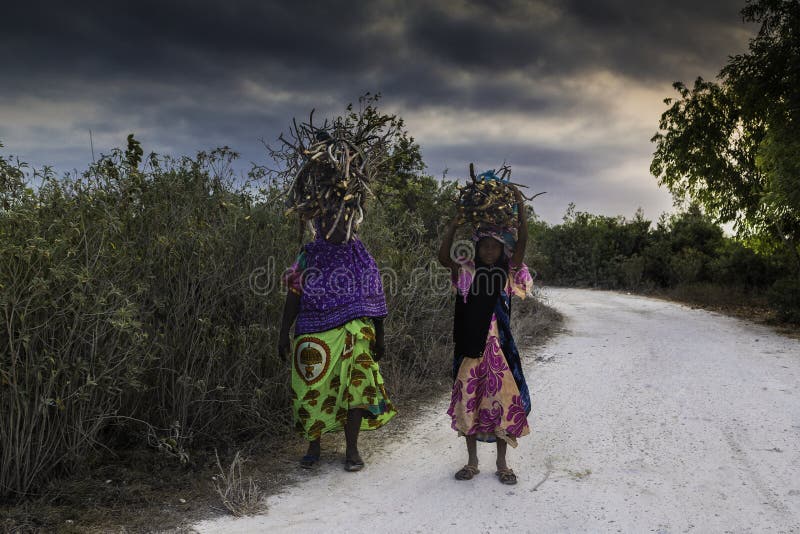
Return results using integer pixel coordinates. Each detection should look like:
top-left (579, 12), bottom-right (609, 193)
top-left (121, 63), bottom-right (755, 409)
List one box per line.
top-left (437, 177), bottom-right (533, 485)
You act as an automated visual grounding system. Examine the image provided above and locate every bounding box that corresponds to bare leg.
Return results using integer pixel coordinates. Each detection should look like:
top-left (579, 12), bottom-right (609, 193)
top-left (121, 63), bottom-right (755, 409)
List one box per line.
top-left (344, 409), bottom-right (364, 464)
top-left (495, 438), bottom-right (517, 484)
top-left (306, 438), bottom-right (321, 458)
top-left (496, 439), bottom-right (508, 471)
top-left (454, 435), bottom-right (481, 480)
top-left (466, 435), bottom-right (479, 467)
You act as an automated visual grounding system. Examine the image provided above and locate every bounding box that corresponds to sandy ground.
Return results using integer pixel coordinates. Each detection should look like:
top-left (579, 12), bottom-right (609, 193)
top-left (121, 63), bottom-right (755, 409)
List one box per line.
top-left (195, 288), bottom-right (800, 533)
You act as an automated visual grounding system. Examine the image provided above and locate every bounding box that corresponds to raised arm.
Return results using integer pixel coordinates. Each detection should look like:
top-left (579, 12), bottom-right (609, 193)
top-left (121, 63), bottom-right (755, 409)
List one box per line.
top-left (438, 216), bottom-right (461, 274)
top-left (511, 188), bottom-right (528, 267)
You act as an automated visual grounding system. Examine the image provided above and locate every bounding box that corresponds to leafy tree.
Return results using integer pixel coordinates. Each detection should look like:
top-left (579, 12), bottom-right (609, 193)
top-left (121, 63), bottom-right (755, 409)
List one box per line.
top-left (667, 204), bottom-right (725, 256)
top-left (651, 0), bottom-right (800, 271)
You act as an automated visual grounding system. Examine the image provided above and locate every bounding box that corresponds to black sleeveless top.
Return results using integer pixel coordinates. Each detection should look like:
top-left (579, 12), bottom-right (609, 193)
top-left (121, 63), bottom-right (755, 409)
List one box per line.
top-left (453, 258), bottom-right (509, 359)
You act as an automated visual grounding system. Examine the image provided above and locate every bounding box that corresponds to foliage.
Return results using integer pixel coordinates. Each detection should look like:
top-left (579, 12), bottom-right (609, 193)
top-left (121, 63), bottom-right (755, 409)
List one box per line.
top-left (0, 138), bottom-right (293, 498)
top-left (0, 142), bottom-right (28, 211)
top-left (530, 203), bottom-right (784, 299)
top-left (0, 127), bottom-right (469, 499)
top-left (651, 0), bottom-right (800, 270)
top-left (768, 276), bottom-right (800, 321)
top-left (531, 203), bottom-right (651, 287)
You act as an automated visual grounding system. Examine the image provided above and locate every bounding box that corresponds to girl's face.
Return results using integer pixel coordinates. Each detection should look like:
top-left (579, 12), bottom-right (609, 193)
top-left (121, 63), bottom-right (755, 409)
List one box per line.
top-left (477, 237), bottom-right (503, 264)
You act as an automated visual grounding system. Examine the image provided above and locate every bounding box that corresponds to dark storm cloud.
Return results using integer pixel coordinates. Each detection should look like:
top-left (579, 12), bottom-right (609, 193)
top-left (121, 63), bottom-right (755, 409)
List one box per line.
top-left (0, 0), bottom-right (756, 222)
top-left (0, 0), bottom-right (750, 101)
top-left (402, 0), bottom-right (750, 84)
top-left (404, 6), bottom-right (552, 70)
top-left (0, 1), bottom-right (378, 78)
top-left (560, 0), bottom-right (754, 80)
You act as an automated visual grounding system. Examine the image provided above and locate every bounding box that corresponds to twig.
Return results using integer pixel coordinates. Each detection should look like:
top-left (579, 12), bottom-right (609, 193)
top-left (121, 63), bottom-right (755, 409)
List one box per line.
top-left (531, 459), bottom-right (554, 491)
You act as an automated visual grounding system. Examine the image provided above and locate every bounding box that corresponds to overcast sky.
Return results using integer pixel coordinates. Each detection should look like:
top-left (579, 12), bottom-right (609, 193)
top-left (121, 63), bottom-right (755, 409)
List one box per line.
top-left (0, 0), bottom-right (756, 224)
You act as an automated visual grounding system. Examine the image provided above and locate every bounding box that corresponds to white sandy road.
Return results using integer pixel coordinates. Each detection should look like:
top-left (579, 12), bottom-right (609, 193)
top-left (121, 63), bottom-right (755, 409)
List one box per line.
top-left (195, 288), bottom-right (800, 534)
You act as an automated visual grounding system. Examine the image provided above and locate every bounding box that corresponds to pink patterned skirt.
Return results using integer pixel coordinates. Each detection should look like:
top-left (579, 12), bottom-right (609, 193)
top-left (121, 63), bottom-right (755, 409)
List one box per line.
top-left (447, 314), bottom-right (530, 447)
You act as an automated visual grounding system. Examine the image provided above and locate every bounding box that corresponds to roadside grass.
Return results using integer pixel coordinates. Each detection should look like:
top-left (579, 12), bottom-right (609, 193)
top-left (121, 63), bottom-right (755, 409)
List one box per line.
top-left (212, 451), bottom-right (266, 518)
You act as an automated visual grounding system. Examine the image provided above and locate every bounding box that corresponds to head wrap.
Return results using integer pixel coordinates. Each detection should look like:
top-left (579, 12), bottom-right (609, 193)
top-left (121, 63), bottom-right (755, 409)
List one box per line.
top-left (472, 224), bottom-right (517, 260)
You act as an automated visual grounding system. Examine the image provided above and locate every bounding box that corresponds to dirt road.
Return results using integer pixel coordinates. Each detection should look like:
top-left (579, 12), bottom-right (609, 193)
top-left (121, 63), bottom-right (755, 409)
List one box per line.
top-left (196, 288), bottom-right (800, 533)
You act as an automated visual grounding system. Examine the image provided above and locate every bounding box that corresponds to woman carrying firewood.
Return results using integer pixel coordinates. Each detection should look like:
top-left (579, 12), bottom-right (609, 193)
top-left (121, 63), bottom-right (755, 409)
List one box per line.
top-left (278, 211), bottom-right (396, 471)
top-left (275, 106), bottom-right (399, 472)
top-left (437, 167), bottom-right (534, 485)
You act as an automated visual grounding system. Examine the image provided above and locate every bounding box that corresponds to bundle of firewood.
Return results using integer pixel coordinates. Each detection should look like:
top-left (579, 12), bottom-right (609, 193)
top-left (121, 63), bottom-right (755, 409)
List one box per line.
top-left (270, 101), bottom-right (402, 241)
top-left (456, 163), bottom-right (543, 228)
top-left (283, 133), bottom-right (369, 240)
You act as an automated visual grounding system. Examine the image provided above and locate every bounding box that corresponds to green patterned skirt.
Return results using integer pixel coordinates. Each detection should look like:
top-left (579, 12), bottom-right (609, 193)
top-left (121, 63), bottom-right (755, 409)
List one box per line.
top-left (291, 317), bottom-right (396, 441)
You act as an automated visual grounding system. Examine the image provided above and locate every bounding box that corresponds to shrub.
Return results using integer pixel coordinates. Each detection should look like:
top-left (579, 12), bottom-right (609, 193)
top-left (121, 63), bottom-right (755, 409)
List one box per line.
top-left (708, 240), bottom-right (776, 287)
top-left (621, 254), bottom-right (646, 289)
top-left (669, 247), bottom-right (707, 285)
top-left (1, 155), bottom-right (149, 496)
top-left (768, 277), bottom-right (800, 322)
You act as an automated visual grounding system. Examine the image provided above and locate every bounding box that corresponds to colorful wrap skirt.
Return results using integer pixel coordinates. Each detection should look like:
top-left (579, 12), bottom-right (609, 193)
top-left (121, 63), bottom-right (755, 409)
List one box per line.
top-left (291, 317), bottom-right (396, 441)
top-left (448, 289), bottom-right (531, 447)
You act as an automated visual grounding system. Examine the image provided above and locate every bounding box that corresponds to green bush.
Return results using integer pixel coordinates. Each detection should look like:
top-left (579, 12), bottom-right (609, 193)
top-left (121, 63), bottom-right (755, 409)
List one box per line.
top-left (708, 240), bottom-right (776, 287)
top-left (621, 254), bottom-right (646, 289)
top-left (669, 247), bottom-right (707, 285)
top-left (768, 277), bottom-right (800, 322)
top-left (0, 142), bottom-right (296, 497)
top-left (1, 153), bottom-right (150, 496)
top-left (528, 201), bottom-right (797, 319)
top-left (532, 204), bottom-right (651, 287)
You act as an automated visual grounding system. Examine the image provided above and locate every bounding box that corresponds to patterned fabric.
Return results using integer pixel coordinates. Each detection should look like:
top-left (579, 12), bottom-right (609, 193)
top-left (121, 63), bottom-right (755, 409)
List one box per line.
top-left (448, 259), bottom-right (533, 446)
top-left (448, 314), bottom-right (530, 447)
top-left (454, 259), bottom-right (533, 303)
top-left (291, 317), bottom-right (396, 441)
top-left (283, 236), bottom-right (388, 335)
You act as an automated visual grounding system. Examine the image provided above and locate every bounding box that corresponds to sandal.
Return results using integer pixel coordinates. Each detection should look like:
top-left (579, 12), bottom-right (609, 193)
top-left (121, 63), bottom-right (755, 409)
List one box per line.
top-left (299, 454), bottom-right (320, 469)
top-left (454, 464), bottom-right (480, 480)
top-left (495, 468), bottom-right (517, 485)
top-left (344, 458), bottom-right (365, 472)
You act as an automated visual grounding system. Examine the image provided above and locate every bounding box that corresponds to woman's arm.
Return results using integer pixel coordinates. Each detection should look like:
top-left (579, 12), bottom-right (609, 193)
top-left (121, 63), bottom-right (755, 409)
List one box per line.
top-left (372, 317), bottom-right (385, 361)
top-left (277, 290), bottom-right (300, 360)
top-left (511, 188), bottom-right (528, 267)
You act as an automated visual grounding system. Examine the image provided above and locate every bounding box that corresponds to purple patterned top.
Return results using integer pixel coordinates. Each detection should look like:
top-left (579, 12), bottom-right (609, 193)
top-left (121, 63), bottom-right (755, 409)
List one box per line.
top-left (453, 259), bottom-right (534, 303)
top-left (284, 236), bottom-right (387, 335)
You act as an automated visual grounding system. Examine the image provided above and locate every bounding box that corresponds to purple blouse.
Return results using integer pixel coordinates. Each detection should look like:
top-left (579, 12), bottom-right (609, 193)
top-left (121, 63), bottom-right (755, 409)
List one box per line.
top-left (284, 236), bottom-right (387, 335)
